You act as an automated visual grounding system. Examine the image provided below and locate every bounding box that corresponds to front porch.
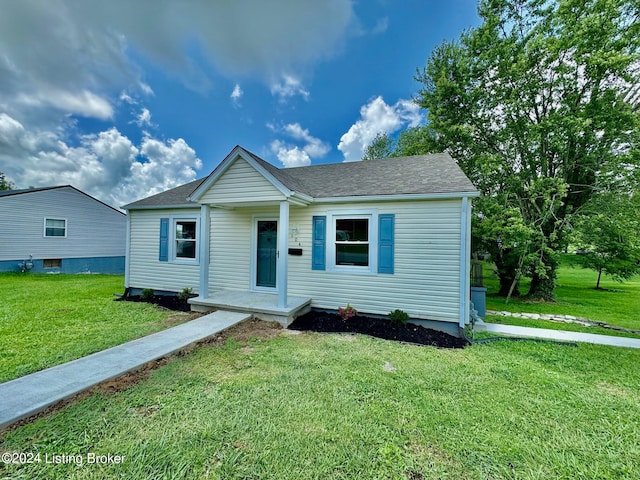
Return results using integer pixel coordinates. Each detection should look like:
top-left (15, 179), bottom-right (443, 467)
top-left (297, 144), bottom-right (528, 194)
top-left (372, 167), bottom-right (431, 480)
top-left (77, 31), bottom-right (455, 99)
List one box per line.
top-left (189, 290), bottom-right (312, 326)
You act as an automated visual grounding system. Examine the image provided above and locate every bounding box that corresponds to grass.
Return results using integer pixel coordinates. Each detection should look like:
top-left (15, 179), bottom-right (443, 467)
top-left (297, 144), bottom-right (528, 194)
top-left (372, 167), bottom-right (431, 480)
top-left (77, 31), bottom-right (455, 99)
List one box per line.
top-left (1, 331), bottom-right (639, 479)
top-left (0, 273), bottom-right (188, 383)
top-left (483, 254), bottom-right (640, 331)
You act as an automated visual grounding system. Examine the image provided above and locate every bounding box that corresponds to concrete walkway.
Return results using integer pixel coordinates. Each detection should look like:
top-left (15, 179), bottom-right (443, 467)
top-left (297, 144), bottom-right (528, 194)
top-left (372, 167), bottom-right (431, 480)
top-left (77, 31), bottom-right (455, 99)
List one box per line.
top-left (0, 310), bottom-right (250, 430)
top-left (476, 322), bottom-right (640, 349)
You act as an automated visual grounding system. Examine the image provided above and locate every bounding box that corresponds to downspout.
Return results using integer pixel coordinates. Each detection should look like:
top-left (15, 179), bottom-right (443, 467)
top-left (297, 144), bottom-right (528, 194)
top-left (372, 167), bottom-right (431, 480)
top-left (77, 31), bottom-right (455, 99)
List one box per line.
top-left (458, 197), bottom-right (471, 336)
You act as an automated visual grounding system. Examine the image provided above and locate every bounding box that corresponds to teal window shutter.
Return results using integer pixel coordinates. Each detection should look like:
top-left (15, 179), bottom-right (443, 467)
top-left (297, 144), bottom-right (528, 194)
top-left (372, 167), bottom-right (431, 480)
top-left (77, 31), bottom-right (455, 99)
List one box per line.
top-left (159, 218), bottom-right (169, 262)
top-left (312, 216), bottom-right (326, 270)
top-left (378, 214), bottom-right (394, 274)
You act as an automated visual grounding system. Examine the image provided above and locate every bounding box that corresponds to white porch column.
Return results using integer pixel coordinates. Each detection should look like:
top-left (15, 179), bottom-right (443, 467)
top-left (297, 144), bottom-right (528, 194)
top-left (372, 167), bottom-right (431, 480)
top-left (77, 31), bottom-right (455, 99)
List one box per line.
top-left (199, 204), bottom-right (210, 298)
top-left (277, 201), bottom-right (289, 308)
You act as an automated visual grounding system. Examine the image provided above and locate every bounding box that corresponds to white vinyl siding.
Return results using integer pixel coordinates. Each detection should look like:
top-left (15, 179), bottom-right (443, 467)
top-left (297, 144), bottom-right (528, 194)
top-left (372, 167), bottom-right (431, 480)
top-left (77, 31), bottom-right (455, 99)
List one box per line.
top-left (287, 200), bottom-right (462, 323)
top-left (0, 187), bottom-right (125, 261)
top-left (202, 199), bottom-right (462, 323)
top-left (199, 157), bottom-right (286, 205)
top-left (128, 209), bottom-right (201, 293)
top-left (207, 206), bottom-right (277, 297)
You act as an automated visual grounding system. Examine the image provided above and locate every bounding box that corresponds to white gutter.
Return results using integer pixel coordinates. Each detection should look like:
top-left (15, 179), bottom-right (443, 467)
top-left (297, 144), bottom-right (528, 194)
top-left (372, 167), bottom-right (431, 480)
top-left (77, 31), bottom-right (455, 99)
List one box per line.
top-left (313, 191), bottom-right (480, 204)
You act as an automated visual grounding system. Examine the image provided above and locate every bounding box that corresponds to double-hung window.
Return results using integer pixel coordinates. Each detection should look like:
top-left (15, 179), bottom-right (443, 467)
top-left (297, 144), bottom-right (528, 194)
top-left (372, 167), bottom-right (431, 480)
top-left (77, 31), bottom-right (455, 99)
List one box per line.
top-left (327, 210), bottom-right (377, 273)
top-left (335, 218), bottom-right (369, 267)
top-left (174, 220), bottom-right (197, 260)
top-left (44, 218), bottom-right (66, 237)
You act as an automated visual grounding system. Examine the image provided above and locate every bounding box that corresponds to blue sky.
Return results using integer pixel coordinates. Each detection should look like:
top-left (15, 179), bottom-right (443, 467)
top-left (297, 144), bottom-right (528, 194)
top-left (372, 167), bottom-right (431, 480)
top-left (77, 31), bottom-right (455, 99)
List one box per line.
top-left (0, 0), bottom-right (480, 207)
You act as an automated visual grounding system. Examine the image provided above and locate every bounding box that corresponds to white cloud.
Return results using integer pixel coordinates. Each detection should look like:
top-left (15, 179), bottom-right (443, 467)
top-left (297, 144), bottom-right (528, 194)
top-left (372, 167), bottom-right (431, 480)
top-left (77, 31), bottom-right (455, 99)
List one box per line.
top-left (0, 113), bottom-right (201, 208)
top-left (0, 1), bottom-right (352, 117)
top-left (338, 96), bottom-right (423, 162)
top-left (270, 122), bottom-right (330, 167)
top-left (270, 141), bottom-right (311, 168)
top-left (0, 0), bottom-right (355, 199)
top-left (230, 84), bottom-right (243, 105)
top-left (135, 108), bottom-right (153, 127)
top-left (270, 75), bottom-right (310, 102)
top-left (16, 89), bottom-right (114, 120)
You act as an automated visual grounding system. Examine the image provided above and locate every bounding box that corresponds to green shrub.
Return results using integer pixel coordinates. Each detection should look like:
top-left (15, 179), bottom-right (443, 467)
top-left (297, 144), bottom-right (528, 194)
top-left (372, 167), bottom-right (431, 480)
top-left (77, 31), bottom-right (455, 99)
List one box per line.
top-left (141, 288), bottom-right (155, 301)
top-left (178, 287), bottom-right (194, 301)
top-left (388, 309), bottom-right (409, 326)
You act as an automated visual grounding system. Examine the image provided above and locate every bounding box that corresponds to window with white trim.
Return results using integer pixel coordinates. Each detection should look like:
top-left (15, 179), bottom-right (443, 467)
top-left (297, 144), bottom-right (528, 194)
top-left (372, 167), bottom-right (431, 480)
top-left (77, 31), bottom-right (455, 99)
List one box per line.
top-left (44, 218), bottom-right (66, 237)
top-left (327, 210), bottom-right (377, 273)
top-left (335, 218), bottom-right (369, 266)
top-left (173, 219), bottom-right (198, 262)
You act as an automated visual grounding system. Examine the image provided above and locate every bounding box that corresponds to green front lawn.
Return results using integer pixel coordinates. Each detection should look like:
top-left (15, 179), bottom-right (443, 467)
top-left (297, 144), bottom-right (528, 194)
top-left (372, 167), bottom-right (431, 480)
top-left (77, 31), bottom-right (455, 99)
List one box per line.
top-left (484, 255), bottom-right (640, 331)
top-left (0, 273), bottom-right (190, 383)
top-left (2, 330), bottom-right (639, 479)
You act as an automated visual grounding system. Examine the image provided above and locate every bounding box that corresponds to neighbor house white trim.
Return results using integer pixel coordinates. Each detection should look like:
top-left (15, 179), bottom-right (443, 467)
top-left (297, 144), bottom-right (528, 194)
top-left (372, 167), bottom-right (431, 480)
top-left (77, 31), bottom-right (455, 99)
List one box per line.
top-left (43, 217), bottom-right (67, 238)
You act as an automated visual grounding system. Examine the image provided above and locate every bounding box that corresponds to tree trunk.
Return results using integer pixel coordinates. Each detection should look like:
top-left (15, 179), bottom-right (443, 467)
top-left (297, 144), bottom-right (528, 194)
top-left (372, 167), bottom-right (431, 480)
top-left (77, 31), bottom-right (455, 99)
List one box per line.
top-left (498, 273), bottom-right (521, 297)
top-left (596, 268), bottom-right (602, 289)
top-left (527, 251), bottom-right (559, 301)
top-left (527, 273), bottom-right (556, 301)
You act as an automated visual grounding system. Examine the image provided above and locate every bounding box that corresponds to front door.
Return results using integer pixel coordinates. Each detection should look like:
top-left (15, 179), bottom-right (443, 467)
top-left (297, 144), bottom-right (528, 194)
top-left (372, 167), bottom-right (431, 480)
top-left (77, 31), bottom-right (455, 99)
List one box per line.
top-left (256, 220), bottom-right (277, 288)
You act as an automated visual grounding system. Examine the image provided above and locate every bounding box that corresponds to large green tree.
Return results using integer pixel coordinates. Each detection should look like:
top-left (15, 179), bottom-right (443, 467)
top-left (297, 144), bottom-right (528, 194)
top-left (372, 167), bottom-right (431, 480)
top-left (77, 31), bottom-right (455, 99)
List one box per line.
top-left (0, 172), bottom-right (14, 191)
top-left (574, 193), bottom-right (640, 288)
top-left (362, 132), bottom-right (394, 160)
top-left (416, 0), bottom-right (640, 300)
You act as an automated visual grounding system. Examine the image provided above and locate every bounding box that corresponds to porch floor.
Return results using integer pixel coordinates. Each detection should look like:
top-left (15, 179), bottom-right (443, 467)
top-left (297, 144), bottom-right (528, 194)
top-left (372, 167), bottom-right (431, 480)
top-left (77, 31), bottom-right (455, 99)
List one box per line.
top-left (188, 290), bottom-right (312, 326)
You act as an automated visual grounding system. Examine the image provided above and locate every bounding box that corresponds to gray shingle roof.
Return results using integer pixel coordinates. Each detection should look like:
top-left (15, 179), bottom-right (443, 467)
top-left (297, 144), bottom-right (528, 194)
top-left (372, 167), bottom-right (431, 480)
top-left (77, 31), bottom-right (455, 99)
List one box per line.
top-left (282, 153), bottom-right (477, 198)
top-left (123, 148), bottom-right (477, 209)
top-left (121, 178), bottom-right (206, 209)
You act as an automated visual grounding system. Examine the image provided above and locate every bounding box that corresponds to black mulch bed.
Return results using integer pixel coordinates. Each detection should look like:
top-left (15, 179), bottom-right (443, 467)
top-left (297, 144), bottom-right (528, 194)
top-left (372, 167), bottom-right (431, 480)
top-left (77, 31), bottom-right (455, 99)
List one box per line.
top-left (115, 294), bottom-right (193, 312)
top-left (289, 311), bottom-right (469, 349)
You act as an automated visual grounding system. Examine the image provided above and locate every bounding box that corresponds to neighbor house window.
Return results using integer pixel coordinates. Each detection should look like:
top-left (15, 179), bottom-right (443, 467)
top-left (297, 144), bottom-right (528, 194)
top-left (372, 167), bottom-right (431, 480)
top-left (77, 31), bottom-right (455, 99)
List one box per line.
top-left (43, 259), bottom-right (62, 268)
top-left (327, 210), bottom-right (377, 273)
top-left (44, 218), bottom-right (66, 237)
top-left (174, 219), bottom-right (197, 261)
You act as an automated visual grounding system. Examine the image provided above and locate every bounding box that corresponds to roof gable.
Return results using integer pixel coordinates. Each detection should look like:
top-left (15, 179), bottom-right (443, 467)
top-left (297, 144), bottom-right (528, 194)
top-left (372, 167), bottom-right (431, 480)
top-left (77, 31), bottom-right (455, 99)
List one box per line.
top-left (0, 185), bottom-right (125, 215)
top-left (189, 146), bottom-right (295, 203)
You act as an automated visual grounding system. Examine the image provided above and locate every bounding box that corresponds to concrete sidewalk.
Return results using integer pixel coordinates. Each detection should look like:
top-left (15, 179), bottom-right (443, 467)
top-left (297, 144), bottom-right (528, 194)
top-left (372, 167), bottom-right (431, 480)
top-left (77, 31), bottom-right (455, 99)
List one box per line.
top-left (0, 310), bottom-right (250, 430)
top-left (476, 323), bottom-right (640, 349)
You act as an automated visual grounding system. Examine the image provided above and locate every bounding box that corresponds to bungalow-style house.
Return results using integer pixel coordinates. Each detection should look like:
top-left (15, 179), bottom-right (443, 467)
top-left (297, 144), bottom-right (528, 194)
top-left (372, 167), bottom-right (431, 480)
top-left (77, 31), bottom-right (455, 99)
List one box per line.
top-left (0, 185), bottom-right (126, 274)
top-left (122, 146), bottom-right (479, 336)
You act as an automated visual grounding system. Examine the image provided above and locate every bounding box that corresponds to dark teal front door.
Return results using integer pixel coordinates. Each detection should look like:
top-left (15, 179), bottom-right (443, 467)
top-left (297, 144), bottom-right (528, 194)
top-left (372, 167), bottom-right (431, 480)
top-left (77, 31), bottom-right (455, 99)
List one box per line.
top-left (257, 220), bottom-right (277, 288)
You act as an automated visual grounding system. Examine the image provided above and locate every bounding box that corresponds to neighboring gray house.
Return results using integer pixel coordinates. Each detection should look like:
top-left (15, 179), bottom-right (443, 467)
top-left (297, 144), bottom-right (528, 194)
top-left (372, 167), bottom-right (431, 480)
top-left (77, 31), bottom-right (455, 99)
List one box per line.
top-left (123, 146), bottom-right (479, 336)
top-left (0, 185), bottom-right (126, 274)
